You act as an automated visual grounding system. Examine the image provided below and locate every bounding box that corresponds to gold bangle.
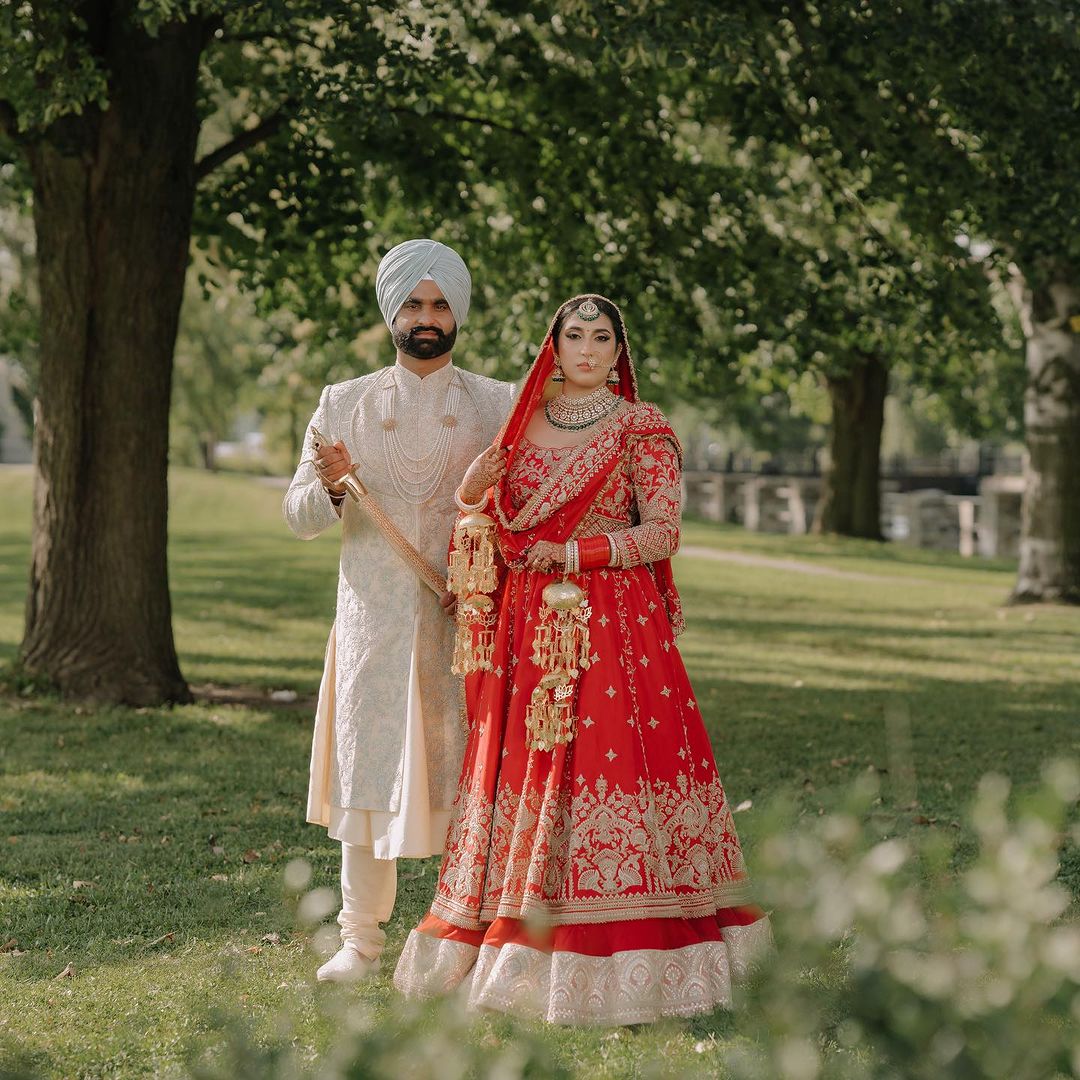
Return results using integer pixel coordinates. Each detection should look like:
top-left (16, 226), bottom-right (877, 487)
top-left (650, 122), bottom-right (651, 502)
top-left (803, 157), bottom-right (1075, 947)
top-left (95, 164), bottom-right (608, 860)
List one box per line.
top-left (455, 486), bottom-right (488, 512)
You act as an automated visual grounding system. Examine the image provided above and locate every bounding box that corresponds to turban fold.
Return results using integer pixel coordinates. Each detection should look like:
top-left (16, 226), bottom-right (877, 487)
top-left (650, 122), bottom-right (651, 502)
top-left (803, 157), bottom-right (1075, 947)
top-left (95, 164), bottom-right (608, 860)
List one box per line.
top-left (375, 239), bottom-right (471, 329)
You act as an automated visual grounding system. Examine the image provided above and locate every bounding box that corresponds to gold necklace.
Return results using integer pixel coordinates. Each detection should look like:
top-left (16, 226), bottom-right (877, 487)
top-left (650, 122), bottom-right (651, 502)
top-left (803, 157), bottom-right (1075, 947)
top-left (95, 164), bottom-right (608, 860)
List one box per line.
top-left (544, 386), bottom-right (619, 431)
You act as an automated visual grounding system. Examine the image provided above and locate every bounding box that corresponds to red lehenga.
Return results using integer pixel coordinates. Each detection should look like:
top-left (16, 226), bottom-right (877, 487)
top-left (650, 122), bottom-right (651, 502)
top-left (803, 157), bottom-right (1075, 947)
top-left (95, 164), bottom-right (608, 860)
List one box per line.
top-left (393, 300), bottom-right (770, 1025)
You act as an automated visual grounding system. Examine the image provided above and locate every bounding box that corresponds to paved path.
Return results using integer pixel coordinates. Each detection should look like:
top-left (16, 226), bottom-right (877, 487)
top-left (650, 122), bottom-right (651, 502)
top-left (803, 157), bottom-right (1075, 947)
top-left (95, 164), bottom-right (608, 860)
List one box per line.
top-left (678, 545), bottom-right (937, 585)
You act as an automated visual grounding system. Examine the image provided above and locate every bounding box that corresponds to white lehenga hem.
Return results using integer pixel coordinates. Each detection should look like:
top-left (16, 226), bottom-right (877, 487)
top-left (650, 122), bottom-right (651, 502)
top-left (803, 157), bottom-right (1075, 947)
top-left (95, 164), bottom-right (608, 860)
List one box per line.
top-left (393, 920), bottom-right (773, 1026)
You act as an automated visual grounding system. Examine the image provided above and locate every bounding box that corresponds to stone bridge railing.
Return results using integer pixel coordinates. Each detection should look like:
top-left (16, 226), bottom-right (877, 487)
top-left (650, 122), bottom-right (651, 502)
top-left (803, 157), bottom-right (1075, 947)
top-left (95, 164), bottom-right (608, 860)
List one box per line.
top-left (681, 472), bottom-right (1024, 558)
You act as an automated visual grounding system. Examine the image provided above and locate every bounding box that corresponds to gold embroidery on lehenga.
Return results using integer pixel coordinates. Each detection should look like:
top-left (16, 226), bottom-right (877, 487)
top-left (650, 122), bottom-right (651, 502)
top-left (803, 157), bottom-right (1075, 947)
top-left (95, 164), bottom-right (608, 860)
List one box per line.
top-left (430, 766), bottom-right (750, 929)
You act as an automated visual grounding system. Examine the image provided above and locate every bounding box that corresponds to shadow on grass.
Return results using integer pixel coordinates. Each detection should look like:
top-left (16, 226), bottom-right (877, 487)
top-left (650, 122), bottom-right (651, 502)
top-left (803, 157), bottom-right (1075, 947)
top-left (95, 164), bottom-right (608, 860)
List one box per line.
top-left (0, 702), bottom-right (329, 960)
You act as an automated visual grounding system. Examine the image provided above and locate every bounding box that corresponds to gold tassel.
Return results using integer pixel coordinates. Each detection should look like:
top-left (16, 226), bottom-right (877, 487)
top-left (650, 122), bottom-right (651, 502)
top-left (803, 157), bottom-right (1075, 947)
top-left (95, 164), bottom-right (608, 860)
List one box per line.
top-left (452, 595), bottom-right (497, 676)
top-left (448, 512), bottom-right (499, 676)
top-left (524, 579), bottom-right (594, 752)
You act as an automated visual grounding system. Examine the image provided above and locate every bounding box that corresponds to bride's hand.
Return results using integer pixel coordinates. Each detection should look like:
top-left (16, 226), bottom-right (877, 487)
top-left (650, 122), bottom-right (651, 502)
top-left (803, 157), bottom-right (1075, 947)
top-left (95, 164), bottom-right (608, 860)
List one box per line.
top-left (459, 445), bottom-right (508, 503)
top-left (525, 541), bottom-right (565, 572)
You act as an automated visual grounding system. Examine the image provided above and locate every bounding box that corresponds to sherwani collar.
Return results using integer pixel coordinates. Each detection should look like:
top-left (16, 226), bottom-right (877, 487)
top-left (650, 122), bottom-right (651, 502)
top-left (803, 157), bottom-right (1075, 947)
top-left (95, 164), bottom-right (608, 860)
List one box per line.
top-left (391, 360), bottom-right (457, 391)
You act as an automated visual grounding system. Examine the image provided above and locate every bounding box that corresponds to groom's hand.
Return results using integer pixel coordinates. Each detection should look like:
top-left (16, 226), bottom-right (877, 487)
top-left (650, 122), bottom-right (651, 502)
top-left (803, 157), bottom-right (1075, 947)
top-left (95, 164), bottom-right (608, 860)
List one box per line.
top-left (315, 440), bottom-right (352, 490)
top-left (439, 590), bottom-right (458, 620)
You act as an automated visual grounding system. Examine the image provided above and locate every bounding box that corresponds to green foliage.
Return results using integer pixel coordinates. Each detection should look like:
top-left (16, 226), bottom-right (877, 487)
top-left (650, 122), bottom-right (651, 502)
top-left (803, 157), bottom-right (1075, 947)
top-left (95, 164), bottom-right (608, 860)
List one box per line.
top-left (728, 763), bottom-right (1080, 1079)
top-left (726, 2), bottom-right (1080, 282)
top-left (0, 1), bottom-right (1034, 439)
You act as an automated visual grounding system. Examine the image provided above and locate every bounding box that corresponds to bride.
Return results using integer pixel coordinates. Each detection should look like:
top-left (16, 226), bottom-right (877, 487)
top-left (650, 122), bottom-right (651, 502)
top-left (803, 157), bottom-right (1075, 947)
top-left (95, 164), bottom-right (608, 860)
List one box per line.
top-left (393, 294), bottom-right (770, 1024)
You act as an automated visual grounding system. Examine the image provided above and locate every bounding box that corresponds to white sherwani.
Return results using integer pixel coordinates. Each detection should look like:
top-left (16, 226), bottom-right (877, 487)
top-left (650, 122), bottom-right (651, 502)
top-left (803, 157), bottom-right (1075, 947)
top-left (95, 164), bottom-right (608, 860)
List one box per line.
top-left (284, 362), bottom-right (516, 859)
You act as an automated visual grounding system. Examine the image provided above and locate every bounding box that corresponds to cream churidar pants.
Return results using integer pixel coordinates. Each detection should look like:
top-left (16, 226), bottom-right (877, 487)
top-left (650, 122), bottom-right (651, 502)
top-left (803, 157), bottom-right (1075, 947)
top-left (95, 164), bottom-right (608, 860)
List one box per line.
top-left (338, 843), bottom-right (397, 959)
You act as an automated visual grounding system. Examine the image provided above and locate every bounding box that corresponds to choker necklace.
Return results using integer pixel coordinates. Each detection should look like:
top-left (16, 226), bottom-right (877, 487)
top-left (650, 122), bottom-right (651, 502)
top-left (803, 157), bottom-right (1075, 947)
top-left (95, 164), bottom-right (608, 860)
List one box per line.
top-left (545, 385), bottom-right (620, 432)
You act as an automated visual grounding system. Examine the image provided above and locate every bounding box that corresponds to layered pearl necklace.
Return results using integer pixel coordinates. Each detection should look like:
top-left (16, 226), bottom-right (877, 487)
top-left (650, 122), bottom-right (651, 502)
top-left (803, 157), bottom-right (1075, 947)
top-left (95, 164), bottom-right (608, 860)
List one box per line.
top-left (380, 377), bottom-right (461, 504)
top-left (544, 385), bottom-right (620, 432)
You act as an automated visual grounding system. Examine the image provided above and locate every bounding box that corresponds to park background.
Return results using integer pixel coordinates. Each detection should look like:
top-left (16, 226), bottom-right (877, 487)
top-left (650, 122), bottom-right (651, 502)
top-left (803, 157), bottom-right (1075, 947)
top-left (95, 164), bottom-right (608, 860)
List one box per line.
top-left (0, 3), bottom-right (1078, 1078)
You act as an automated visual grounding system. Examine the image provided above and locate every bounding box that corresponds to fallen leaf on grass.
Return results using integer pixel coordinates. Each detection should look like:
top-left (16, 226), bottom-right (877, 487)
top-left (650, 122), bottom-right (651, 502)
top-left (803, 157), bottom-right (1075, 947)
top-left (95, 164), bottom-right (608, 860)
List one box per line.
top-left (210, 874), bottom-right (229, 882)
top-left (54, 963), bottom-right (76, 980)
top-left (146, 932), bottom-right (176, 948)
top-left (0, 939), bottom-right (18, 953)
top-left (72, 880), bottom-right (96, 889)
top-left (211, 846), bottom-right (225, 857)
top-left (912, 814), bottom-right (937, 826)
top-left (261, 933), bottom-right (281, 946)
top-left (734, 799), bottom-right (753, 812)
top-left (242, 849), bottom-right (261, 864)
top-left (247, 946), bottom-right (262, 955)
top-left (830, 757), bottom-right (854, 768)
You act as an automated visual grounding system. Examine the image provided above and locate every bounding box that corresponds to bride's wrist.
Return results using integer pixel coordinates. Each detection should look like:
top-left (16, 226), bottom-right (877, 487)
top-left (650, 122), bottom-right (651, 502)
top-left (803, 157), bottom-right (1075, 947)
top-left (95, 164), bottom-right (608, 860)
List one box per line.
top-left (455, 486), bottom-right (488, 512)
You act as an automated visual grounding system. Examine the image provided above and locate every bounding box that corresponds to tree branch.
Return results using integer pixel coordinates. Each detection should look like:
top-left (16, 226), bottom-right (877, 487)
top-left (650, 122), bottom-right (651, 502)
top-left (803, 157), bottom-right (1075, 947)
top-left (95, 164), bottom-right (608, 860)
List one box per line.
top-left (387, 105), bottom-right (532, 140)
top-left (195, 106), bottom-right (293, 181)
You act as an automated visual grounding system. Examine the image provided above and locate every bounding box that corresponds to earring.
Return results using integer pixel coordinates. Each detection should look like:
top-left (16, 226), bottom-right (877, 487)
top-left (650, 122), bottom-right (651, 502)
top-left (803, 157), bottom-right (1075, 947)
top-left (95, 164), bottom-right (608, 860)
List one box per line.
top-left (606, 367), bottom-right (619, 385)
top-left (552, 360), bottom-right (565, 383)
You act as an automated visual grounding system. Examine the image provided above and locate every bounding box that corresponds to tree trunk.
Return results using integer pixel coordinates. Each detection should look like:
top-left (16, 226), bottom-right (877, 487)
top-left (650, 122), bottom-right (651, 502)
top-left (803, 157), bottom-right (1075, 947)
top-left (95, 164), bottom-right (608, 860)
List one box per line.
top-left (200, 435), bottom-right (217, 472)
top-left (815, 352), bottom-right (888, 539)
top-left (1011, 276), bottom-right (1080, 604)
top-left (20, 17), bottom-right (204, 703)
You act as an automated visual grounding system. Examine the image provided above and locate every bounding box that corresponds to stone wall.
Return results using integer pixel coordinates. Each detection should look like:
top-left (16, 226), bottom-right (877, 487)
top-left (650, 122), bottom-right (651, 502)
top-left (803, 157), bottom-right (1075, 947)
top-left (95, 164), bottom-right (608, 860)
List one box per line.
top-left (682, 471), bottom-right (1023, 558)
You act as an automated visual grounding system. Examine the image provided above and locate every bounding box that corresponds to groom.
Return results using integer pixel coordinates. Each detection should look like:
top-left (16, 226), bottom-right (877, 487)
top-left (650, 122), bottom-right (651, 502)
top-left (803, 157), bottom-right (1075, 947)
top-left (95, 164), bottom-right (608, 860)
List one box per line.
top-left (283, 239), bottom-right (514, 981)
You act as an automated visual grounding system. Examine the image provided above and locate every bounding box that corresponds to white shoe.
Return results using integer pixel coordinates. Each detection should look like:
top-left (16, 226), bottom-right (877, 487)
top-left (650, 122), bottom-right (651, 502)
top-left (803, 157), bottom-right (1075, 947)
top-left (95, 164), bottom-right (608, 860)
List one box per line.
top-left (316, 943), bottom-right (381, 983)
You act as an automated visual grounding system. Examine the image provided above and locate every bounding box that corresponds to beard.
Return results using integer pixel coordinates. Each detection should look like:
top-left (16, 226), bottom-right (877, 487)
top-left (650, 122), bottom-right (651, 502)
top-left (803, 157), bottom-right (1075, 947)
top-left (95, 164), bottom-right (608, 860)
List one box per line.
top-left (392, 323), bottom-right (458, 360)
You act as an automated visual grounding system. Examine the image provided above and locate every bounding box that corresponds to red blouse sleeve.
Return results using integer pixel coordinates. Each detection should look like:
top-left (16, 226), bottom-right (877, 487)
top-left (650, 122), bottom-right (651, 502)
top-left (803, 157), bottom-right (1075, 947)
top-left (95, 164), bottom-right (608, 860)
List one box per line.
top-left (577, 435), bottom-right (682, 569)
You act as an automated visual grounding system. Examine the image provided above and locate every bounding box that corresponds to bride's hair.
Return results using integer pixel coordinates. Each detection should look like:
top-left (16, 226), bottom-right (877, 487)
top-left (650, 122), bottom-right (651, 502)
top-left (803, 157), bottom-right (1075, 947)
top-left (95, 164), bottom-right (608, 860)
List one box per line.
top-left (550, 295), bottom-right (625, 347)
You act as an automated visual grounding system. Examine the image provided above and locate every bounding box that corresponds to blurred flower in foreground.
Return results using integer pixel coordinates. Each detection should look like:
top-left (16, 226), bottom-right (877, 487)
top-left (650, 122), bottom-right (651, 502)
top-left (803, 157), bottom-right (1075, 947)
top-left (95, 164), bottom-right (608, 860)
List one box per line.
top-left (726, 760), bottom-right (1080, 1080)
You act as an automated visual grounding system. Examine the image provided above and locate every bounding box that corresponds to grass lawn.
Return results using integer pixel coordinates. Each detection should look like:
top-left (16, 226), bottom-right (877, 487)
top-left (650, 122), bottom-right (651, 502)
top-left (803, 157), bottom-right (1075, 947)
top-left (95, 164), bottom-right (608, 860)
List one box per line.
top-left (0, 466), bottom-right (1077, 1078)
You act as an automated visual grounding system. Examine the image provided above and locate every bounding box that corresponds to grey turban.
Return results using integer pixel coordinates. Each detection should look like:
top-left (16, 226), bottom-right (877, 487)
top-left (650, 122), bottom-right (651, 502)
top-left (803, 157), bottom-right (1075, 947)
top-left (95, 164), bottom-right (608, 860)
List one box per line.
top-left (375, 239), bottom-right (472, 329)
